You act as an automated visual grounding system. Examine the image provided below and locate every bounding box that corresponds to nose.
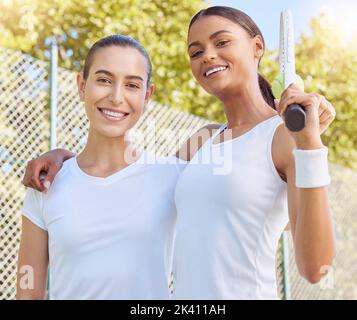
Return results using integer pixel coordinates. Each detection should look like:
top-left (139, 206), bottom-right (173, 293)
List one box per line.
top-left (202, 47), bottom-right (217, 63)
top-left (108, 85), bottom-right (124, 105)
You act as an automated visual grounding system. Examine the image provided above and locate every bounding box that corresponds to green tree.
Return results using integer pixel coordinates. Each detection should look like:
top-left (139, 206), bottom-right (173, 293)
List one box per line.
top-left (261, 13), bottom-right (357, 169)
top-left (296, 13), bottom-right (357, 169)
top-left (1, 4), bottom-right (356, 168)
top-left (0, 0), bottom-right (217, 117)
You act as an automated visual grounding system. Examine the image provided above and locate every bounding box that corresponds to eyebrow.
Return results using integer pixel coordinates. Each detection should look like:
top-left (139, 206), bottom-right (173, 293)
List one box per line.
top-left (95, 69), bottom-right (144, 82)
top-left (188, 30), bottom-right (234, 50)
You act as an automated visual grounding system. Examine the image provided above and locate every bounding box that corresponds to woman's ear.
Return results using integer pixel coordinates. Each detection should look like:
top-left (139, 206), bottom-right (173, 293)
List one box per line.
top-left (253, 35), bottom-right (264, 59)
top-left (143, 83), bottom-right (155, 111)
top-left (77, 72), bottom-right (86, 101)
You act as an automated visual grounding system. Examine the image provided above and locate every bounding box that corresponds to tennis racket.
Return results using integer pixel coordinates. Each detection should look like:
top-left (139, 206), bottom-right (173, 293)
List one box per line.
top-left (279, 10), bottom-right (306, 132)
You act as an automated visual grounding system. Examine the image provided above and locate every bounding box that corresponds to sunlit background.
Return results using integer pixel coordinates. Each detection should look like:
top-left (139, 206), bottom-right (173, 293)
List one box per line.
top-left (215, 0), bottom-right (357, 48)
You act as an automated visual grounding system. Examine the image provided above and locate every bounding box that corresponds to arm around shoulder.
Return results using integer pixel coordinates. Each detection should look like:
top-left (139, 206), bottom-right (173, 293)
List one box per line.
top-left (22, 148), bottom-right (76, 192)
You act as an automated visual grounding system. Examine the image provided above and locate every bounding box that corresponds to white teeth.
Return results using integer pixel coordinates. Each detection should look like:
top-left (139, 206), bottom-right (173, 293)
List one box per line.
top-left (205, 66), bottom-right (227, 77)
top-left (100, 109), bottom-right (126, 119)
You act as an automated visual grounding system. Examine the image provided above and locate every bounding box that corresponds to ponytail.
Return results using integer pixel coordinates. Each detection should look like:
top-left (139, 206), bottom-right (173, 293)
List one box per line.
top-left (258, 74), bottom-right (275, 109)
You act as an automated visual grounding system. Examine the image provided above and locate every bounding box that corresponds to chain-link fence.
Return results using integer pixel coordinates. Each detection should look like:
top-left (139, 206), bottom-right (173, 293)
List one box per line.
top-left (1, 45), bottom-right (356, 300)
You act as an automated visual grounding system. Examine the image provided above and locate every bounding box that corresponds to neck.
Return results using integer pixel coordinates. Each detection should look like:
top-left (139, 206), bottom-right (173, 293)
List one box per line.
top-left (77, 126), bottom-right (139, 175)
top-left (217, 78), bottom-right (277, 128)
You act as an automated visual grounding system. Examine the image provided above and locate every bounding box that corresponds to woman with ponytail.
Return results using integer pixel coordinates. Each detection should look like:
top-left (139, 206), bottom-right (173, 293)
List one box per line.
top-left (173, 6), bottom-right (336, 299)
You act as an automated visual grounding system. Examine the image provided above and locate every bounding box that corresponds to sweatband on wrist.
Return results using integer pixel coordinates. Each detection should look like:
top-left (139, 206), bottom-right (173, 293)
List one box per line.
top-left (293, 146), bottom-right (331, 188)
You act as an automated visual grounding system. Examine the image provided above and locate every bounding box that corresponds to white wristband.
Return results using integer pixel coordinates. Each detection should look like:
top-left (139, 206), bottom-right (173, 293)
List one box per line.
top-left (293, 146), bottom-right (331, 188)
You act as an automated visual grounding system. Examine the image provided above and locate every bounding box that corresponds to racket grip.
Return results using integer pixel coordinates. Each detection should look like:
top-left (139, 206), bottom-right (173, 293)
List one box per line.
top-left (285, 104), bottom-right (306, 132)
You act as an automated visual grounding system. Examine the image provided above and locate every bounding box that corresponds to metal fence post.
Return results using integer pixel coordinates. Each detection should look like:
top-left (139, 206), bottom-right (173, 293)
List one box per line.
top-left (47, 36), bottom-right (58, 300)
top-left (50, 36), bottom-right (58, 150)
top-left (281, 231), bottom-right (291, 300)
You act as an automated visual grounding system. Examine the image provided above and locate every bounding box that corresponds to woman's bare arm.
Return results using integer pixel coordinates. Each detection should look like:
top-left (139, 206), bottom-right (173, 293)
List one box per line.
top-left (273, 124), bottom-right (335, 284)
top-left (16, 216), bottom-right (49, 299)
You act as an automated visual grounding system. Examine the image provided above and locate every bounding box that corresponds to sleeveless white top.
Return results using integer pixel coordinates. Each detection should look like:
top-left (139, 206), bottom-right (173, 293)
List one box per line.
top-left (173, 115), bottom-right (289, 299)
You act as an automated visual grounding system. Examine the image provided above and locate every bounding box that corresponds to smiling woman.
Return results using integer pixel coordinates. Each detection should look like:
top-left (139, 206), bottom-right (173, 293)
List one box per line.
top-left (16, 34), bottom-right (185, 300)
top-left (172, 5), bottom-right (336, 300)
top-left (77, 37), bottom-right (153, 139)
top-left (187, 9), bottom-right (275, 108)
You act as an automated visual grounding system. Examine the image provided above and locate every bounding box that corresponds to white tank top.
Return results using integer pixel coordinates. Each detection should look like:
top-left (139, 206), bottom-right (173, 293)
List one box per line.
top-left (173, 115), bottom-right (289, 299)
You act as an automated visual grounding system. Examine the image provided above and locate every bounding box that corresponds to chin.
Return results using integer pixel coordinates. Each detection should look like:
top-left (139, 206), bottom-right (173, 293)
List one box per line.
top-left (204, 84), bottom-right (228, 97)
top-left (200, 77), bottom-right (228, 94)
top-left (98, 127), bottom-right (129, 139)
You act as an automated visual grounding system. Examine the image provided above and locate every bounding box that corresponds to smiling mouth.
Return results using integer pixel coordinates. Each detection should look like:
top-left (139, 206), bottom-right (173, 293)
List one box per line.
top-left (204, 66), bottom-right (228, 77)
top-left (98, 108), bottom-right (129, 121)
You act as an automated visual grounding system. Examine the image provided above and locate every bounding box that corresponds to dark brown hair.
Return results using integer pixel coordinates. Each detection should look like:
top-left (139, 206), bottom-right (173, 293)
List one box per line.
top-left (83, 34), bottom-right (152, 87)
top-left (189, 6), bottom-right (275, 109)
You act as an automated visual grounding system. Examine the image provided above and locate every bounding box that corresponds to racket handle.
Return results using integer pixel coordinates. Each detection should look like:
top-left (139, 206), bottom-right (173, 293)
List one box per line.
top-left (285, 103), bottom-right (306, 132)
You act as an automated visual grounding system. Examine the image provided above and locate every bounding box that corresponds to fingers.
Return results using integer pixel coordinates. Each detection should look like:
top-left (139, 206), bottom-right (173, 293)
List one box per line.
top-left (21, 160), bottom-right (32, 187)
top-left (275, 83), bottom-right (336, 136)
top-left (316, 95), bottom-right (335, 120)
top-left (317, 96), bottom-right (329, 116)
top-left (319, 106), bottom-right (333, 124)
top-left (43, 163), bottom-right (60, 190)
top-left (319, 109), bottom-right (331, 124)
top-left (274, 99), bottom-right (280, 110)
top-left (276, 84), bottom-right (300, 116)
top-left (22, 159), bottom-right (47, 192)
top-left (21, 149), bottom-right (69, 192)
top-left (319, 99), bottom-right (336, 134)
top-left (278, 90), bottom-right (321, 118)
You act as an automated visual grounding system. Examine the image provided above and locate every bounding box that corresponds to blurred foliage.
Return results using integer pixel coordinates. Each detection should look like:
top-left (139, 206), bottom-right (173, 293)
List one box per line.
top-left (0, 0), bottom-right (212, 116)
top-left (0, 3), bottom-right (356, 167)
top-left (262, 13), bottom-right (357, 169)
top-left (296, 13), bottom-right (357, 169)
